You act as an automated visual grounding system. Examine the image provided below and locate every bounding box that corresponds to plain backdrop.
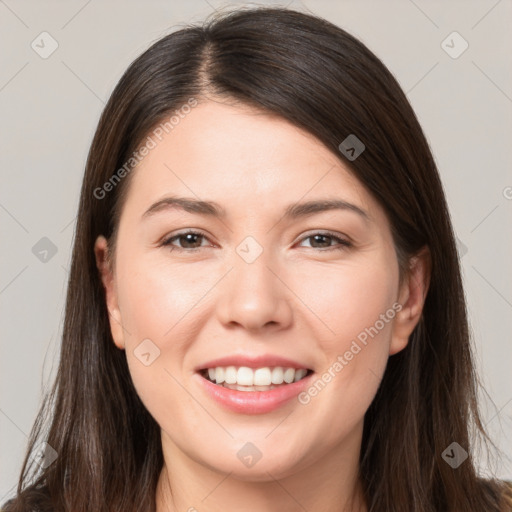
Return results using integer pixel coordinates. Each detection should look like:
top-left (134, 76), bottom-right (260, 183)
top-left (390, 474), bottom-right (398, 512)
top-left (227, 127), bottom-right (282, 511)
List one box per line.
top-left (1, 0), bottom-right (511, 502)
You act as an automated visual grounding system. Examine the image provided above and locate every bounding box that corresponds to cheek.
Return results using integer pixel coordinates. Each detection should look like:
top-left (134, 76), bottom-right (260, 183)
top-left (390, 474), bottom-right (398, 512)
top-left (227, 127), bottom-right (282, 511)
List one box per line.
top-left (216, 255), bottom-right (397, 468)
top-left (291, 255), bottom-right (398, 419)
top-left (117, 271), bottom-right (197, 435)
top-left (116, 255), bottom-right (215, 344)
top-left (114, 255), bottom-right (216, 413)
top-left (290, 255), bottom-right (398, 350)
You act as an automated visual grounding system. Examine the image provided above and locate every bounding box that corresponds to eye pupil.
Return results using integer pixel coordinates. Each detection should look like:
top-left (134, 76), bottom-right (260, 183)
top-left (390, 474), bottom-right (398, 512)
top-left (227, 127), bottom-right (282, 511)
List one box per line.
top-left (310, 234), bottom-right (331, 248)
top-left (181, 233), bottom-right (201, 248)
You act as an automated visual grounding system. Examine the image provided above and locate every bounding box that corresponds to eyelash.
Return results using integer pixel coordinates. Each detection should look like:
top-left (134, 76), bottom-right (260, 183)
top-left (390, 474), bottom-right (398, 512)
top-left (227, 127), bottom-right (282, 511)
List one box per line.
top-left (161, 229), bottom-right (352, 253)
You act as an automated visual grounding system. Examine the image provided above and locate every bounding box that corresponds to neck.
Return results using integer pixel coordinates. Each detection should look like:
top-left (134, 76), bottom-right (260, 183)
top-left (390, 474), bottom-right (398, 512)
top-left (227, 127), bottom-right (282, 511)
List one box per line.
top-left (155, 422), bottom-right (367, 512)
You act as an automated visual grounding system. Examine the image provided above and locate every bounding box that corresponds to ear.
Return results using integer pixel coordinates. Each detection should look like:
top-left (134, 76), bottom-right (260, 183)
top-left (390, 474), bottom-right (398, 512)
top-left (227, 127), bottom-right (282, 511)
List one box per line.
top-left (94, 235), bottom-right (126, 350)
top-left (390, 246), bottom-right (431, 355)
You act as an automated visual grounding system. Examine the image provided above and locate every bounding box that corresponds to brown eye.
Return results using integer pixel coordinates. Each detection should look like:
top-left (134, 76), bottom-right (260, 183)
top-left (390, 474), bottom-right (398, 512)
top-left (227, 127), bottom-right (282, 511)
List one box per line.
top-left (161, 231), bottom-right (209, 251)
top-left (298, 232), bottom-right (352, 251)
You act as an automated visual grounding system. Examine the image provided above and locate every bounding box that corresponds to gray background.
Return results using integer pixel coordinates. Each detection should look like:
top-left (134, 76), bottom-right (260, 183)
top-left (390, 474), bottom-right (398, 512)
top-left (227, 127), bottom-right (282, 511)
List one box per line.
top-left (1, 0), bottom-right (511, 502)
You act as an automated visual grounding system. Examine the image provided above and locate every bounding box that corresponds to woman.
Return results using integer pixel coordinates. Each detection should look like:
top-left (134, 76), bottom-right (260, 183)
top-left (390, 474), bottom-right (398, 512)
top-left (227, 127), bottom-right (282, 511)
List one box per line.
top-left (3, 6), bottom-right (511, 512)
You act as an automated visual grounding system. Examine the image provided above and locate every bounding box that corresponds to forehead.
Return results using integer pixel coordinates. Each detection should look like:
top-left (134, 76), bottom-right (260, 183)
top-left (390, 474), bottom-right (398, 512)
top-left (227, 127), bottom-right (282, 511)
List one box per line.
top-left (122, 100), bottom-right (380, 222)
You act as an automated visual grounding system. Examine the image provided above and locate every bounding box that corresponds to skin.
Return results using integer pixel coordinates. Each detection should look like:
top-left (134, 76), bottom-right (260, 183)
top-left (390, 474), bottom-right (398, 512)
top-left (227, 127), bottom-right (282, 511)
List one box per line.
top-left (95, 99), bottom-right (430, 512)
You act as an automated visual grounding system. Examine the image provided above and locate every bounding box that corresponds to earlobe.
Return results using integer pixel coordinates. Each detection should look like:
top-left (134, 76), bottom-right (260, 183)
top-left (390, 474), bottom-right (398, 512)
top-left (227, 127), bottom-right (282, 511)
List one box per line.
top-left (389, 246), bottom-right (431, 355)
top-left (94, 235), bottom-right (126, 350)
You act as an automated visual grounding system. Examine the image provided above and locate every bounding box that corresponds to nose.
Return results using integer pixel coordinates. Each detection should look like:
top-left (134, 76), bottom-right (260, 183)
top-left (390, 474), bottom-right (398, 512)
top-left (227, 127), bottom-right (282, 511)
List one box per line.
top-left (215, 253), bottom-right (293, 333)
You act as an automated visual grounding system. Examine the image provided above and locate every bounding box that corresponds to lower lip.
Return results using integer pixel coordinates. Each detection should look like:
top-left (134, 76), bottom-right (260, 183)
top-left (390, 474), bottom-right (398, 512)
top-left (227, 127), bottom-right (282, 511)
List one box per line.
top-left (195, 372), bottom-right (313, 414)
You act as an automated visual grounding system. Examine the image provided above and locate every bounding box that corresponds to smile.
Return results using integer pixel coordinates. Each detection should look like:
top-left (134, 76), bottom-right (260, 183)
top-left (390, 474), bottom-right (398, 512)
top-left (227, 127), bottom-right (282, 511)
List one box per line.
top-left (196, 366), bottom-right (314, 414)
top-left (201, 366), bottom-right (312, 390)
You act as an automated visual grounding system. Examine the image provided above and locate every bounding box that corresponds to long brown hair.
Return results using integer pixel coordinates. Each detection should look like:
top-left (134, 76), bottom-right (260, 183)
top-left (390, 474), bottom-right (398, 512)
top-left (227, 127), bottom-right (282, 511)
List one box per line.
top-left (3, 6), bottom-right (511, 511)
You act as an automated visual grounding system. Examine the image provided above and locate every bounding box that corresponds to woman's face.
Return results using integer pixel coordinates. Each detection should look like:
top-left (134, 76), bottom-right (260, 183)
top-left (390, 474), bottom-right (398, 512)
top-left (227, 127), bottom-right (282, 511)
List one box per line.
top-left (95, 99), bottom-right (426, 480)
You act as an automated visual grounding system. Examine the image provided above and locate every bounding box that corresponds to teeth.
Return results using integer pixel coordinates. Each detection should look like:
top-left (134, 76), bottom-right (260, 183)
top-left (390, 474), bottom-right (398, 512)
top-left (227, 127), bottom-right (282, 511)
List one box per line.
top-left (271, 367), bottom-right (284, 384)
top-left (204, 366), bottom-right (309, 387)
top-left (222, 382), bottom-right (277, 391)
top-left (224, 366), bottom-right (237, 384)
top-left (254, 368), bottom-right (272, 386)
top-left (294, 369), bottom-right (307, 382)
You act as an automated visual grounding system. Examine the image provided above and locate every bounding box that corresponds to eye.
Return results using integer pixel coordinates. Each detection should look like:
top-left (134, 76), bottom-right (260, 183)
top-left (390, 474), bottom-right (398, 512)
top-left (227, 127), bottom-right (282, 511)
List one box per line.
top-left (297, 231), bottom-right (352, 251)
top-left (161, 230), bottom-right (352, 253)
top-left (161, 230), bottom-right (211, 252)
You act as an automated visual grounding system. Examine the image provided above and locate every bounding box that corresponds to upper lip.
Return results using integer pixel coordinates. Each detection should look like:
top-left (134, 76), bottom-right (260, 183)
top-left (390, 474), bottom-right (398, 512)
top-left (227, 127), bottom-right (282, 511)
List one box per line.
top-left (196, 354), bottom-right (312, 371)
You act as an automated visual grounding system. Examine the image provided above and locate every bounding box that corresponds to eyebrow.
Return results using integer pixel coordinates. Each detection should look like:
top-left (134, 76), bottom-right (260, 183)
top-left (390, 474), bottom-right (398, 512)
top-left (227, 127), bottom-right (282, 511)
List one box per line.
top-left (142, 196), bottom-right (370, 222)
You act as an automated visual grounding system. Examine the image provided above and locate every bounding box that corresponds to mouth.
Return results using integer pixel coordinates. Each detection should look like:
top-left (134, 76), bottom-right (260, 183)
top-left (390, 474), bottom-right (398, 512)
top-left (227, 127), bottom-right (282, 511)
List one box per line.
top-left (198, 365), bottom-right (314, 392)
